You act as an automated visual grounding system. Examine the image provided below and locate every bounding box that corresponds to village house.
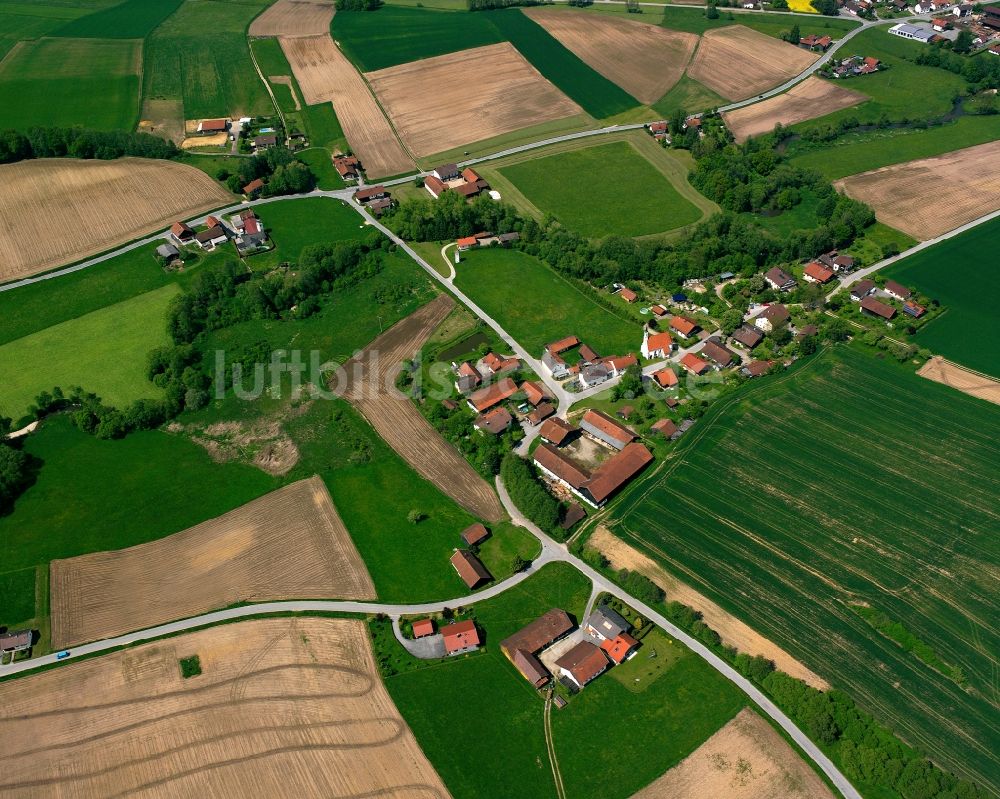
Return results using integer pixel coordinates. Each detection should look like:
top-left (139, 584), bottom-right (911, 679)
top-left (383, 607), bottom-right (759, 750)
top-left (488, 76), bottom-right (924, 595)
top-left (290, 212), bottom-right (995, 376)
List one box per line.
top-left (730, 325), bottom-right (764, 349)
top-left (481, 351), bottom-right (520, 376)
top-left (932, 16), bottom-right (952, 30)
top-left (155, 243), bottom-right (180, 263)
top-left (243, 177), bottom-right (265, 197)
top-left (333, 154), bottom-right (361, 180)
top-left (542, 336), bottom-right (580, 378)
top-left (197, 118), bottom-right (229, 134)
top-left (850, 279), bottom-right (877, 301)
top-left (680, 352), bottom-right (711, 376)
top-left (579, 363), bottom-right (611, 389)
top-left (467, 377), bottom-right (519, 413)
top-left (455, 362), bottom-right (482, 393)
top-left (354, 185), bottom-right (389, 205)
top-left (520, 381), bottom-right (551, 407)
top-left (0, 629), bottom-right (32, 660)
top-left (903, 300), bottom-right (926, 318)
top-left (601, 354), bottom-right (638, 377)
top-left (651, 418), bottom-right (681, 439)
top-left (195, 224), bottom-right (228, 251)
top-left (764, 267), bottom-right (797, 292)
top-left (580, 410), bottom-right (636, 450)
top-left (528, 402), bottom-right (555, 425)
top-left (753, 304), bottom-right (790, 333)
top-left (800, 34), bottom-right (834, 50)
top-left (860, 296), bottom-right (897, 320)
top-left (169, 221), bottom-right (195, 245)
top-left (556, 641), bottom-right (609, 689)
top-left (952, 0), bottom-right (973, 15)
top-left (818, 251), bottom-right (856, 273)
top-left (585, 606), bottom-right (629, 641)
top-left (619, 287), bottom-right (638, 303)
top-left (232, 210), bottom-right (267, 250)
top-left (425, 164), bottom-right (490, 200)
top-left (441, 619), bottom-right (481, 655)
top-left (474, 406), bottom-right (513, 436)
top-left (803, 261), bottom-right (836, 284)
top-left (699, 340), bottom-right (736, 368)
top-left (412, 619), bottom-right (435, 638)
top-left (461, 523), bottom-right (490, 548)
top-left (641, 328), bottom-right (674, 359)
top-left (651, 367), bottom-right (679, 389)
top-left (539, 417), bottom-right (577, 446)
top-left (533, 440), bottom-right (652, 508)
top-left (669, 315), bottom-right (700, 338)
top-left (649, 304), bottom-right (667, 317)
top-left (742, 360), bottom-right (775, 378)
top-left (501, 609), bottom-right (575, 688)
top-left (884, 280), bottom-right (912, 301)
top-left (450, 549), bottom-right (492, 589)
top-left (253, 133), bottom-right (278, 151)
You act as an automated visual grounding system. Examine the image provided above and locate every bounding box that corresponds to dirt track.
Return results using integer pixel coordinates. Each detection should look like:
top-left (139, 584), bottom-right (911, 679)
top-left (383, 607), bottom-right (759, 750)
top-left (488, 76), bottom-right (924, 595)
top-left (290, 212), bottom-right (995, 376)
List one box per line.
top-left (250, 0), bottom-right (335, 37)
top-left (723, 77), bottom-right (865, 143)
top-left (633, 708), bottom-right (835, 799)
top-left (366, 42), bottom-right (582, 158)
top-left (0, 618), bottom-right (450, 798)
top-left (338, 294), bottom-right (505, 522)
top-left (687, 26), bottom-right (817, 101)
top-left (525, 8), bottom-right (697, 105)
top-left (280, 34), bottom-right (414, 178)
top-left (589, 527), bottom-right (829, 689)
top-left (0, 158), bottom-right (232, 283)
top-left (918, 356), bottom-right (1000, 406)
top-left (50, 477), bottom-right (376, 648)
top-left (835, 140), bottom-right (1000, 240)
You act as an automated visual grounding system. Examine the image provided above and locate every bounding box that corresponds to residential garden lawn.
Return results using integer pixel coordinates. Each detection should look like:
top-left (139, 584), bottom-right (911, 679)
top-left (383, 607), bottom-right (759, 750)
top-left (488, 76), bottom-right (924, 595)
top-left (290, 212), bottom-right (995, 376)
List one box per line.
top-left (883, 216), bottom-right (1000, 377)
top-left (786, 113), bottom-right (1000, 180)
top-left (0, 567), bottom-right (36, 629)
top-left (484, 9), bottom-right (639, 119)
top-left (659, 7), bottom-right (857, 37)
top-left (143, 0), bottom-right (273, 120)
top-left (497, 141), bottom-right (701, 237)
top-left (0, 37), bottom-right (140, 130)
top-left (652, 74), bottom-right (726, 117)
top-left (613, 345), bottom-right (1000, 793)
top-left (332, 5), bottom-right (503, 72)
top-left (0, 284), bottom-right (179, 420)
top-left (51, 0), bottom-right (183, 38)
top-left (296, 148), bottom-right (344, 190)
top-left (454, 248), bottom-right (639, 356)
top-left (842, 221), bottom-right (916, 266)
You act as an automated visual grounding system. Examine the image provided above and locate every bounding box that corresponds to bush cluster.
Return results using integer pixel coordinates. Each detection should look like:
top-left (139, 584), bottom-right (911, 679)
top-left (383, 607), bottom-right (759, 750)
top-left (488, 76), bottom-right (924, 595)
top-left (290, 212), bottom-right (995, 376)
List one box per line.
top-left (224, 146), bottom-right (317, 197)
top-left (500, 453), bottom-right (562, 536)
top-left (0, 126), bottom-right (178, 164)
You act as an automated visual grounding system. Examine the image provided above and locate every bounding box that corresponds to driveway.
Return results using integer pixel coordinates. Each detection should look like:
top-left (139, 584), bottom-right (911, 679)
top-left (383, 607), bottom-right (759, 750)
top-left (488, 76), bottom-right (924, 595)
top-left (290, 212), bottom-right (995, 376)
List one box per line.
top-left (392, 619), bottom-right (447, 659)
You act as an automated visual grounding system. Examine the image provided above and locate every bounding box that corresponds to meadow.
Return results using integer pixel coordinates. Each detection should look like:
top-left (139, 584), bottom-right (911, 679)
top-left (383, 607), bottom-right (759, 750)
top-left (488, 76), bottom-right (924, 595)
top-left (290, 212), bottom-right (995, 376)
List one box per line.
top-left (0, 285), bottom-right (178, 420)
top-left (0, 37), bottom-right (140, 130)
top-left (143, 0), bottom-right (274, 121)
top-left (50, 0), bottom-right (183, 38)
top-left (381, 562), bottom-right (747, 799)
top-left (652, 74), bottom-right (726, 117)
top-left (884, 216), bottom-right (1000, 377)
top-left (454, 248), bottom-right (639, 356)
top-left (0, 0), bottom-right (101, 58)
top-left (612, 345), bottom-right (1000, 793)
top-left (786, 113), bottom-right (1000, 180)
top-left (658, 6), bottom-right (857, 37)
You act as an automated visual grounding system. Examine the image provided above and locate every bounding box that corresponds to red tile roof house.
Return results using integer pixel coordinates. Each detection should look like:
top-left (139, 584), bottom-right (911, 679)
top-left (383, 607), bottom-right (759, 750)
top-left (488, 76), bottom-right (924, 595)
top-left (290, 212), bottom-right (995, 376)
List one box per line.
top-left (481, 351), bottom-right (520, 375)
top-left (579, 443), bottom-right (653, 507)
top-left (467, 377), bottom-right (518, 413)
top-left (242, 177), bottom-right (265, 197)
top-left (450, 549), bottom-right (493, 589)
top-left (461, 523), bottom-right (491, 547)
top-left (442, 619), bottom-right (481, 655)
top-left (651, 368), bottom-right (679, 389)
top-left (903, 300), bottom-right (926, 318)
top-left (601, 354), bottom-right (638, 376)
top-left (619, 287), bottom-right (638, 303)
top-left (542, 336), bottom-right (580, 378)
top-left (539, 416), bottom-right (577, 446)
top-left (197, 118), bottom-right (229, 134)
top-left (195, 225), bottom-right (228, 251)
top-left (742, 360), bottom-right (775, 378)
top-left (680, 352), bottom-right (711, 376)
top-left (699, 340), bottom-right (736, 368)
top-left (641, 329), bottom-right (674, 359)
top-left (170, 221), bottom-right (195, 244)
top-left (649, 304), bottom-right (667, 316)
top-left (764, 267), bottom-right (797, 292)
top-left (501, 609), bottom-right (575, 688)
top-left (412, 618), bottom-right (435, 638)
top-left (601, 632), bottom-right (640, 665)
top-left (456, 235), bottom-right (479, 251)
top-left (752, 304), bottom-right (790, 333)
top-left (354, 185), bottom-right (388, 205)
top-left (474, 406), bottom-right (513, 435)
top-left (520, 381), bottom-right (551, 406)
top-left (556, 641), bottom-right (609, 689)
top-left (884, 280), bottom-right (912, 301)
top-left (803, 261), bottom-right (835, 284)
top-left (669, 315), bottom-right (700, 338)
top-left (860, 296), bottom-right (897, 321)
top-left (455, 361), bottom-right (482, 394)
top-left (651, 418), bottom-right (680, 439)
top-left (527, 402), bottom-right (555, 426)
top-left (579, 409), bottom-right (636, 451)
top-left (334, 155), bottom-right (361, 180)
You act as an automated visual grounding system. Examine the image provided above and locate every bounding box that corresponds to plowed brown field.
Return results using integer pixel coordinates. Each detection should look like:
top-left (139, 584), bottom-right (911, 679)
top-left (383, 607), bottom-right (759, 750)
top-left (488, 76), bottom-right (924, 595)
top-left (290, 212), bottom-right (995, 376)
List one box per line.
top-left (50, 476), bottom-right (375, 648)
top-left (366, 42), bottom-right (582, 158)
top-left (918, 356), bottom-right (1000, 406)
top-left (0, 618), bottom-right (450, 799)
top-left (524, 8), bottom-right (697, 104)
top-left (0, 158), bottom-right (232, 283)
top-left (835, 140), bottom-right (1000, 240)
top-left (723, 77), bottom-right (865, 142)
top-left (280, 34), bottom-right (415, 178)
top-left (250, 0), bottom-right (335, 37)
top-left (633, 708), bottom-right (835, 799)
top-left (337, 294), bottom-right (505, 522)
top-left (687, 26), bottom-right (817, 102)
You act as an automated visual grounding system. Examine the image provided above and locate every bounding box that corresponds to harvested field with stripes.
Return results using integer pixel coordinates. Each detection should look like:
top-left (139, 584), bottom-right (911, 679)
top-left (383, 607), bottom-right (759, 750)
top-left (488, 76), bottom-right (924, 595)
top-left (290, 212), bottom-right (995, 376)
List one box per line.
top-left (280, 34), bottom-right (414, 177)
top-left (722, 77), bottom-right (865, 143)
top-left (50, 477), bottom-right (375, 648)
top-left (918, 356), bottom-right (1000, 406)
top-left (0, 158), bottom-right (232, 283)
top-left (0, 618), bottom-right (450, 799)
top-left (249, 0), bottom-right (335, 37)
top-left (523, 8), bottom-right (697, 105)
top-left (614, 346), bottom-right (1000, 793)
top-left (338, 294), bottom-right (505, 522)
top-left (687, 26), bottom-right (817, 102)
top-left (835, 139), bottom-right (1000, 240)
top-left (366, 42), bottom-right (582, 158)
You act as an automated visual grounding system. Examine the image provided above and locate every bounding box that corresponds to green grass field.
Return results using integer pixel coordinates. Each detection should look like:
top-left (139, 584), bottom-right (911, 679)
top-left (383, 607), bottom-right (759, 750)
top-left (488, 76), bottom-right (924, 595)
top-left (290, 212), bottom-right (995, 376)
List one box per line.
top-left (0, 285), bottom-right (178, 420)
top-left (659, 6), bottom-right (858, 37)
top-left (786, 114), bottom-right (1000, 180)
top-left (652, 73), bottom-right (726, 117)
top-left (143, 0), bottom-right (273, 120)
top-left (454, 248), bottom-right (639, 356)
top-left (884, 216), bottom-right (1000, 377)
top-left (613, 345), bottom-right (1000, 793)
top-left (51, 0), bottom-right (183, 38)
top-left (295, 147), bottom-right (344, 190)
top-left (0, 37), bottom-right (140, 130)
top-left (381, 562), bottom-right (746, 799)
top-left (0, 0), bottom-right (103, 58)
top-left (332, 5), bottom-right (504, 72)
top-left (498, 141), bottom-right (701, 238)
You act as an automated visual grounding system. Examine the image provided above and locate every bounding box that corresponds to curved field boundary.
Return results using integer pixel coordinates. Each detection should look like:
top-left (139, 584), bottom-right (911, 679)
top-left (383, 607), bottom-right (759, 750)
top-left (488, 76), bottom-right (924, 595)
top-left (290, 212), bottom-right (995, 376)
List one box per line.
top-left (50, 476), bottom-right (376, 648)
top-left (340, 293), bottom-right (505, 522)
top-left (0, 618), bottom-right (451, 799)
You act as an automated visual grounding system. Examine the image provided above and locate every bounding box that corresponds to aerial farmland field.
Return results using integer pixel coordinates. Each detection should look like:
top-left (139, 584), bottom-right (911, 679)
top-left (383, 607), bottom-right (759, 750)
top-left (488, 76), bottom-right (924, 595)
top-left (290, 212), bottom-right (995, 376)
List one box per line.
top-left (612, 345), bottom-right (1000, 793)
top-left (50, 0), bottom-right (183, 38)
top-left (0, 37), bottom-right (141, 130)
top-left (884, 215), bottom-right (1000, 378)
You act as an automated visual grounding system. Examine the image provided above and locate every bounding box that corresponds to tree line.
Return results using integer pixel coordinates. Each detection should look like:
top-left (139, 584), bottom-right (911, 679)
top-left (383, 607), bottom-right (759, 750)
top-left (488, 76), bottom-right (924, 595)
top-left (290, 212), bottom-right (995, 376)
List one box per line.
top-left (500, 453), bottom-right (565, 537)
top-left (0, 126), bottom-right (179, 165)
top-left (0, 417), bottom-right (31, 513)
